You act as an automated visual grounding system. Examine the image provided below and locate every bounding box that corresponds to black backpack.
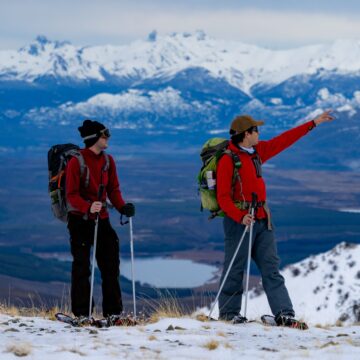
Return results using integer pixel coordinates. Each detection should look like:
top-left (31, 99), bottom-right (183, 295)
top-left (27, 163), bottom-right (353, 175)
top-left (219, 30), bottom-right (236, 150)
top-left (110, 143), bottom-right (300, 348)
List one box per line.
top-left (48, 144), bottom-right (86, 222)
top-left (48, 144), bottom-right (110, 222)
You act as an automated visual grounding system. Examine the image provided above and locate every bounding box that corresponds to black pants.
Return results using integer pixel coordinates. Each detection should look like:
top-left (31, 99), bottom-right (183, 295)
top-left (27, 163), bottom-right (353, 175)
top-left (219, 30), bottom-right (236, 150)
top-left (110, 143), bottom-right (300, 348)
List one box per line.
top-left (67, 214), bottom-right (123, 317)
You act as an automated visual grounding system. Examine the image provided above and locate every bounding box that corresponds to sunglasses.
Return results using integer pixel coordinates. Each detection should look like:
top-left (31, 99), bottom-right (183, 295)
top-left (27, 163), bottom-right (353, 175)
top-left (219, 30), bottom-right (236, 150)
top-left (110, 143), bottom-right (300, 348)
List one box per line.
top-left (100, 128), bottom-right (111, 138)
top-left (248, 126), bottom-right (259, 133)
top-left (83, 127), bottom-right (111, 141)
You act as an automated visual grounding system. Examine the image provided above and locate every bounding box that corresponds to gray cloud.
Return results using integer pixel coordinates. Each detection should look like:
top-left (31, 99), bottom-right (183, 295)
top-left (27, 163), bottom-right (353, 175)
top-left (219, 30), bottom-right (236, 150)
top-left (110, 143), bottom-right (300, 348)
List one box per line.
top-left (0, 0), bottom-right (359, 49)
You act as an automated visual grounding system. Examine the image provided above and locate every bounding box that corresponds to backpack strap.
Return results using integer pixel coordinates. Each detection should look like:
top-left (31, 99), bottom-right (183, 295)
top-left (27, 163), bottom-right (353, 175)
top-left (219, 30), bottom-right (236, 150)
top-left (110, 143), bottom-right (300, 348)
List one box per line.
top-left (102, 152), bottom-right (110, 172)
top-left (223, 150), bottom-right (244, 202)
top-left (72, 152), bottom-right (90, 188)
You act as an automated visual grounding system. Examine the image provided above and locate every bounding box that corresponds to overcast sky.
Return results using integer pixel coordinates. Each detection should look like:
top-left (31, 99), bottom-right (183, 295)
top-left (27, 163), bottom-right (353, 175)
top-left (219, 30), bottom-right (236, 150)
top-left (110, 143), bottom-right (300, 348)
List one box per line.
top-left (1, 0), bottom-right (359, 50)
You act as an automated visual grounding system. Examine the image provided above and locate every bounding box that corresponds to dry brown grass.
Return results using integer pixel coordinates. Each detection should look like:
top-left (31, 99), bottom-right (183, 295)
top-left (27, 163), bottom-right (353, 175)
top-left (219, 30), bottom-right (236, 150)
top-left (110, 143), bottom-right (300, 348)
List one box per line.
top-left (6, 342), bottom-right (32, 357)
top-left (203, 340), bottom-right (219, 350)
top-left (0, 287), bottom-right (75, 320)
top-left (217, 331), bottom-right (226, 337)
top-left (195, 313), bottom-right (209, 322)
top-left (315, 323), bottom-right (332, 330)
top-left (0, 291), bottom-right (105, 321)
top-left (148, 335), bottom-right (157, 341)
top-left (144, 292), bottom-right (188, 323)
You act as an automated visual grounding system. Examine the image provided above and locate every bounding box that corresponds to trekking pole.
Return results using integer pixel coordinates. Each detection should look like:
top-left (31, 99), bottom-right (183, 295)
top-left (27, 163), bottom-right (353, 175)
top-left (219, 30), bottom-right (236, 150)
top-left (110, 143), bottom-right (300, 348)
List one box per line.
top-left (243, 192), bottom-right (257, 320)
top-left (208, 223), bottom-right (250, 320)
top-left (89, 184), bottom-right (105, 319)
top-left (129, 217), bottom-right (137, 319)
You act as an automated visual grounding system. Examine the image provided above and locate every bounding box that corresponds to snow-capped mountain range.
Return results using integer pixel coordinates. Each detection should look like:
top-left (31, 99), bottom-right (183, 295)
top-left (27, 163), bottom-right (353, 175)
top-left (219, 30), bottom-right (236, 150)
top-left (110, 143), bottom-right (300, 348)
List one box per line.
top-left (2, 32), bottom-right (360, 93)
top-left (1, 32), bottom-right (360, 168)
top-left (2, 32), bottom-right (360, 124)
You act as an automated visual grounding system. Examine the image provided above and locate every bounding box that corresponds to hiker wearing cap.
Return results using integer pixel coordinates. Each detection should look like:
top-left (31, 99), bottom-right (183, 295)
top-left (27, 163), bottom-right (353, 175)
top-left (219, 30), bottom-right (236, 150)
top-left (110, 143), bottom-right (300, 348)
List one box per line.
top-left (66, 119), bottom-right (135, 318)
top-left (216, 111), bottom-right (334, 325)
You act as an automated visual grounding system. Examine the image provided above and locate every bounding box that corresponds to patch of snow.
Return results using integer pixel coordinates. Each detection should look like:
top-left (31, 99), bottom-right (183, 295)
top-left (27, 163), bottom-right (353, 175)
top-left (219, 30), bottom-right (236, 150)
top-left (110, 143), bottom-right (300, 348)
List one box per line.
top-left (339, 208), bottom-right (360, 214)
top-left (269, 98), bottom-right (283, 105)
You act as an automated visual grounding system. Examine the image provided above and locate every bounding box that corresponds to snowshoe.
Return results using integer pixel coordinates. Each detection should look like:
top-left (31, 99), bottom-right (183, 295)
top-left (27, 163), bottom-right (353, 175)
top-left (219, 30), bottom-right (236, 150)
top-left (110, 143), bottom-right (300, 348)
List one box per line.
top-left (261, 314), bottom-right (308, 330)
top-left (55, 313), bottom-right (93, 327)
top-left (107, 314), bottom-right (137, 326)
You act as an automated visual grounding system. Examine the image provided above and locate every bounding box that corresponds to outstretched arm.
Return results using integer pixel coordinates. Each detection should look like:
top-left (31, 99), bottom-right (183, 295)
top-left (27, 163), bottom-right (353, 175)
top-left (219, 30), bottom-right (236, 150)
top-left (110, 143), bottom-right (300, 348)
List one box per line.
top-left (256, 110), bottom-right (335, 163)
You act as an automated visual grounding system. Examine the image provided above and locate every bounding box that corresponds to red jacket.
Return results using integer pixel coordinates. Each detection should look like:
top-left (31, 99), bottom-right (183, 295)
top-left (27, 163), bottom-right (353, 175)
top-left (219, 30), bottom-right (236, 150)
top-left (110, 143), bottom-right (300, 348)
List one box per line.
top-left (216, 120), bottom-right (316, 222)
top-left (66, 148), bottom-right (126, 219)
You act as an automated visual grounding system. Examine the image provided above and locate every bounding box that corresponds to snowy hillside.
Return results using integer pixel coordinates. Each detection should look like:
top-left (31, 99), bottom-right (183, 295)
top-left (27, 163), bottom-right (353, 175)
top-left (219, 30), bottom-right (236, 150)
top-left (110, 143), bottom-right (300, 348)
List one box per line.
top-left (1, 314), bottom-right (360, 359)
top-left (246, 242), bottom-right (360, 325)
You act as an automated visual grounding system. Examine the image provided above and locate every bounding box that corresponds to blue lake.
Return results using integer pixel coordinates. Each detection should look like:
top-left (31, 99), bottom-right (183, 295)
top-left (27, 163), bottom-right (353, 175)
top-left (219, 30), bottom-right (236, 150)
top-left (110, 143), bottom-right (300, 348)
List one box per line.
top-left (120, 257), bottom-right (218, 288)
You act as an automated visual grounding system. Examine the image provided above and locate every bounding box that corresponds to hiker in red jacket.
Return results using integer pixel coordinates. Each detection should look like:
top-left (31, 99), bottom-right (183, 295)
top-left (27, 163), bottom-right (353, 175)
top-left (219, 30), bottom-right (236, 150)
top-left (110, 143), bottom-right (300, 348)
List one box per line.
top-left (66, 119), bottom-right (135, 320)
top-left (216, 111), bottom-right (334, 326)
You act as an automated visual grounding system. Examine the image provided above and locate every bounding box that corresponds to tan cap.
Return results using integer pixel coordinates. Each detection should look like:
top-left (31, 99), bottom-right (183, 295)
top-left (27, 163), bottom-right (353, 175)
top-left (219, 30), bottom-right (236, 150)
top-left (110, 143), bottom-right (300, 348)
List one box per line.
top-left (230, 115), bottom-right (264, 134)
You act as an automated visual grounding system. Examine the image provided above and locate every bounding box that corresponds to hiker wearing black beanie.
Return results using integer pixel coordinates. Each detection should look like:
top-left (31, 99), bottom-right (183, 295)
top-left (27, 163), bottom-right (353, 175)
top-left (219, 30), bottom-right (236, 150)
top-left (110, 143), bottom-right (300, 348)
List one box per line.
top-left (65, 119), bottom-right (135, 320)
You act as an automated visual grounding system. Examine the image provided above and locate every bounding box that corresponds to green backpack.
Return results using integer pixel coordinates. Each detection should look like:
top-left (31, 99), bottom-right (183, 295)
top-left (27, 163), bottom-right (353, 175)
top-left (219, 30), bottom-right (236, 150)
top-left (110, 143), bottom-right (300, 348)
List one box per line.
top-left (198, 138), bottom-right (241, 219)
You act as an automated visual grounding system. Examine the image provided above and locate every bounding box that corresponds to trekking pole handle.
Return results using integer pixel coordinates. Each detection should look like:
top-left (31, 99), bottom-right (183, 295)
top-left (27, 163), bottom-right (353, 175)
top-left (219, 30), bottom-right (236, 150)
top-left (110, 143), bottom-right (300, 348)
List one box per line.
top-left (94, 184), bottom-right (105, 217)
top-left (120, 214), bottom-right (129, 226)
top-left (97, 184), bottom-right (105, 201)
top-left (251, 192), bottom-right (258, 210)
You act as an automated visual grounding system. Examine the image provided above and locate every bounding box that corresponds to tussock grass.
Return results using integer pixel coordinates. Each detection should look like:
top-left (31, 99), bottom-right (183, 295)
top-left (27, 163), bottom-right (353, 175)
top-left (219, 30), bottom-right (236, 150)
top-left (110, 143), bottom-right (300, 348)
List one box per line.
top-left (0, 286), bottom-right (103, 321)
top-left (148, 335), bottom-right (157, 341)
top-left (143, 291), bottom-right (188, 323)
top-left (315, 323), bottom-right (332, 330)
top-left (204, 340), bottom-right (219, 350)
top-left (61, 347), bottom-right (87, 356)
top-left (0, 302), bottom-right (60, 318)
top-left (217, 331), bottom-right (226, 337)
top-left (0, 285), bottom-right (74, 319)
top-left (6, 342), bottom-right (32, 357)
top-left (195, 314), bottom-right (209, 322)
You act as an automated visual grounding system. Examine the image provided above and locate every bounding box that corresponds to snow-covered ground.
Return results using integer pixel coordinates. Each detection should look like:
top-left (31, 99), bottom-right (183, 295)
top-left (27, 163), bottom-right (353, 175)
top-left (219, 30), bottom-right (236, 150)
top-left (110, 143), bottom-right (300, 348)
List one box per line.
top-left (2, 244), bottom-right (360, 358)
top-left (1, 314), bottom-right (360, 359)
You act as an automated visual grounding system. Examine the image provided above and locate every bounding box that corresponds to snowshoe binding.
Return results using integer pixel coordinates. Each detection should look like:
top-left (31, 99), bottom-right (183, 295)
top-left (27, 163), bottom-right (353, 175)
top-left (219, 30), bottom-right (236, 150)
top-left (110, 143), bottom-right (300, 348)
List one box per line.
top-left (261, 314), bottom-right (308, 330)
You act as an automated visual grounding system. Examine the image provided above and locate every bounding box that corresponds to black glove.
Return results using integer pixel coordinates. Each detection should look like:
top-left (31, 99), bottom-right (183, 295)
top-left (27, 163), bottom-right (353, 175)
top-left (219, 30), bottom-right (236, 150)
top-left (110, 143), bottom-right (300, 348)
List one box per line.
top-left (120, 203), bottom-right (135, 217)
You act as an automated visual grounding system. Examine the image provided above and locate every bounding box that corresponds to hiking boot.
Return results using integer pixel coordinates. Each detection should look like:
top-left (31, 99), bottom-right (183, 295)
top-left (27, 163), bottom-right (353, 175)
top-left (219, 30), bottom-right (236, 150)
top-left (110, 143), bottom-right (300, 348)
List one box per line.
top-left (232, 315), bottom-right (247, 324)
top-left (219, 313), bottom-right (247, 323)
top-left (219, 313), bottom-right (238, 322)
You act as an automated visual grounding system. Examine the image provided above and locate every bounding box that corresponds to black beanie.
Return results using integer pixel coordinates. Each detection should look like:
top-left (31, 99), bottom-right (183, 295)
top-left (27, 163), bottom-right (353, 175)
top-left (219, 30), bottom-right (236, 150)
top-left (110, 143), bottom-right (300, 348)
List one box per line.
top-left (78, 119), bottom-right (106, 148)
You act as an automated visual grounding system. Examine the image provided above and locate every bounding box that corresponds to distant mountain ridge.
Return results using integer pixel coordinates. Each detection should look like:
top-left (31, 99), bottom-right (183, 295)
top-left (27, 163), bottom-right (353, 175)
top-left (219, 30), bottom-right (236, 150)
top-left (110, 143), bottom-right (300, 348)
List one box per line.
top-left (2, 32), bottom-right (360, 92)
top-left (1, 33), bottom-right (360, 169)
